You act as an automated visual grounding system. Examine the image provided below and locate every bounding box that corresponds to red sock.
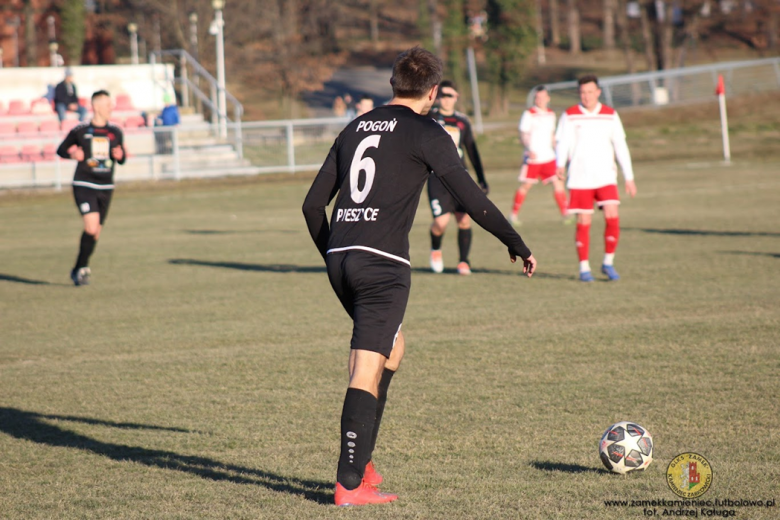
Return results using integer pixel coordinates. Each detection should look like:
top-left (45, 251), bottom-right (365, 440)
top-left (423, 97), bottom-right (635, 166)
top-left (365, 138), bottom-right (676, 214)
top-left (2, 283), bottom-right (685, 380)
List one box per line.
top-left (512, 189), bottom-right (526, 214)
top-left (553, 190), bottom-right (567, 216)
top-left (576, 223), bottom-right (590, 262)
top-left (605, 217), bottom-right (620, 254)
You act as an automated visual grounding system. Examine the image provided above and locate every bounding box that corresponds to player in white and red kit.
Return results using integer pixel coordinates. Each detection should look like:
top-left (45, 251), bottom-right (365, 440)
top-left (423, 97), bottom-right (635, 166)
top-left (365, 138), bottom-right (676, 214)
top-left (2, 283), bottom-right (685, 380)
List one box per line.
top-left (555, 75), bottom-right (636, 282)
top-left (510, 86), bottom-right (568, 224)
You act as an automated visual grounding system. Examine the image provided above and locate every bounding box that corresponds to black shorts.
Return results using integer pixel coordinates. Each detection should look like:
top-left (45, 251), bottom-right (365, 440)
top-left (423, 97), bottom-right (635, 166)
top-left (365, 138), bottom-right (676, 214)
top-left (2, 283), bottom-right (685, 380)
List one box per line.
top-left (73, 186), bottom-right (113, 224)
top-left (326, 250), bottom-right (411, 358)
top-left (427, 174), bottom-right (465, 217)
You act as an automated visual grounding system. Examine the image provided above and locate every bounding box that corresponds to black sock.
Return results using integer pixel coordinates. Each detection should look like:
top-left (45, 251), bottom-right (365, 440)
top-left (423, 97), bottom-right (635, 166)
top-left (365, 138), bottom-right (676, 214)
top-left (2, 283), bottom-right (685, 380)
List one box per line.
top-left (75, 232), bottom-right (97, 270)
top-left (370, 368), bottom-right (396, 455)
top-left (337, 388), bottom-right (378, 490)
top-left (430, 230), bottom-right (443, 251)
top-left (458, 228), bottom-right (472, 263)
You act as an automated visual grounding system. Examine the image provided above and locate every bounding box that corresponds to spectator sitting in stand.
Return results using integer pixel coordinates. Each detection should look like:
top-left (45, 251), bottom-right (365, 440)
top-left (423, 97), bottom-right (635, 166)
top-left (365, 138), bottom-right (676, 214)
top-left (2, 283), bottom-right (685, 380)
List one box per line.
top-left (54, 69), bottom-right (88, 124)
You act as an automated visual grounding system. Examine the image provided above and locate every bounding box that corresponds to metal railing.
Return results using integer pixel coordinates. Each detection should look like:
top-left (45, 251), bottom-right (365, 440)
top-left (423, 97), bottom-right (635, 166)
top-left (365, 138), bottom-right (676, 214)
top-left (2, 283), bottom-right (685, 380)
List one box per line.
top-left (149, 49), bottom-right (243, 156)
top-left (528, 57), bottom-right (780, 110)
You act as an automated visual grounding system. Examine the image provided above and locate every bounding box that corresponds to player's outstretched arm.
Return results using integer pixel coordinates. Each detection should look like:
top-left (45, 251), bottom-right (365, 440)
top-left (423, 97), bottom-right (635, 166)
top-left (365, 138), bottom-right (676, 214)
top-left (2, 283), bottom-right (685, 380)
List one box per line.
top-left (302, 146), bottom-right (339, 260)
top-left (438, 167), bottom-right (535, 277)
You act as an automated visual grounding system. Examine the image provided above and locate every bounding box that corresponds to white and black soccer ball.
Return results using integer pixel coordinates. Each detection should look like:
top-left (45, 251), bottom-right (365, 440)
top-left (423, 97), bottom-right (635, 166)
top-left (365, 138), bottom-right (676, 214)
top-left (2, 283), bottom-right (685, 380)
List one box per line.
top-left (599, 421), bottom-right (653, 474)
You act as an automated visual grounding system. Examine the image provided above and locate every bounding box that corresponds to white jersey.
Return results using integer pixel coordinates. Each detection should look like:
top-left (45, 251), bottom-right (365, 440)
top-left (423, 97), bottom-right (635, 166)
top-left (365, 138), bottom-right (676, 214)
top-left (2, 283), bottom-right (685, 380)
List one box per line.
top-left (555, 103), bottom-right (634, 189)
top-left (518, 106), bottom-right (556, 164)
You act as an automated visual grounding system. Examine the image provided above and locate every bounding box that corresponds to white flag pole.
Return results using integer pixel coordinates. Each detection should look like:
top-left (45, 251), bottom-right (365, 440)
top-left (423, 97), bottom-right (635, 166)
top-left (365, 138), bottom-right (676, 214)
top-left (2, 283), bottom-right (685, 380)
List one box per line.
top-left (716, 74), bottom-right (731, 164)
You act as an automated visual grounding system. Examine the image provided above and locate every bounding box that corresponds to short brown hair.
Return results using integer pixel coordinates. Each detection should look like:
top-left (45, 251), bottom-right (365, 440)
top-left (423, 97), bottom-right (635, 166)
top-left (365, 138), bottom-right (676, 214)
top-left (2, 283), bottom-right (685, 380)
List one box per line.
top-left (390, 47), bottom-right (443, 99)
top-left (578, 75), bottom-right (600, 87)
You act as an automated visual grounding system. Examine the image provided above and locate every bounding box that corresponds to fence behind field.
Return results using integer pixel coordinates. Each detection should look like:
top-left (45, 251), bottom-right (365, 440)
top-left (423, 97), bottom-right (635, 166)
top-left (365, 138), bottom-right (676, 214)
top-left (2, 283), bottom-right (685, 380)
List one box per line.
top-left (528, 57), bottom-right (780, 110)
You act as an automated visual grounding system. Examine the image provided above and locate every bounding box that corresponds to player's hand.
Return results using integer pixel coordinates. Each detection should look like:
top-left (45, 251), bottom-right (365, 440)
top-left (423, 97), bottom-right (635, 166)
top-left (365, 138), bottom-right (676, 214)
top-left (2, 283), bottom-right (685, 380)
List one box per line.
top-left (625, 180), bottom-right (637, 198)
top-left (509, 253), bottom-right (536, 278)
top-left (111, 146), bottom-right (124, 161)
top-left (528, 151), bottom-right (537, 160)
top-left (70, 147), bottom-right (85, 161)
top-left (479, 181), bottom-right (489, 195)
top-left (556, 166), bottom-right (566, 180)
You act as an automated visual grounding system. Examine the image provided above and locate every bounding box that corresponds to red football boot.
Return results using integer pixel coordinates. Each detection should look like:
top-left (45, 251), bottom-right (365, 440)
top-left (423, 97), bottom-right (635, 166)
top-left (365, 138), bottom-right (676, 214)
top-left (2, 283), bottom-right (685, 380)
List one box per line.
top-left (334, 481), bottom-right (397, 506)
top-left (363, 460), bottom-right (383, 487)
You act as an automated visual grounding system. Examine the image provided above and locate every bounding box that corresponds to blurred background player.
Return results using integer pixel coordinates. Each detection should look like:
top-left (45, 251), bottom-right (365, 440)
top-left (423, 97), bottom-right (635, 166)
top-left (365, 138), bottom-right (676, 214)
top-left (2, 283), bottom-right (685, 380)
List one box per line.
top-left (555, 75), bottom-right (636, 282)
top-left (54, 68), bottom-right (88, 124)
top-left (57, 90), bottom-right (126, 286)
top-left (355, 95), bottom-right (374, 117)
top-left (427, 80), bottom-right (488, 275)
top-left (510, 86), bottom-right (569, 225)
top-left (302, 47), bottom-right (535, 506)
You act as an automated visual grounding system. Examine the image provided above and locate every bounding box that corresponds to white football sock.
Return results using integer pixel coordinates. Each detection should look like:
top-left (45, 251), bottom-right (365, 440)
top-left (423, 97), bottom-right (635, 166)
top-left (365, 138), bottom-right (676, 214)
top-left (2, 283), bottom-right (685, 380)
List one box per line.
top-left (603, 253), bottom-right (615, 266)
top-left (579, 260), bottom-right (591, 273)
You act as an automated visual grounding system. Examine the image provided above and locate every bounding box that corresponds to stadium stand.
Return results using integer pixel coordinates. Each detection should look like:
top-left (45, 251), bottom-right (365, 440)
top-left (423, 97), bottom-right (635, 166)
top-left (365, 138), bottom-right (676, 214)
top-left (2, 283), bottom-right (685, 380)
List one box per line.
top-left (20, 145), bottom-right (42, 162)
top-left (0, 146), bottom-right (20, 163)
top-left (7, 100), bottom-right (29, 116)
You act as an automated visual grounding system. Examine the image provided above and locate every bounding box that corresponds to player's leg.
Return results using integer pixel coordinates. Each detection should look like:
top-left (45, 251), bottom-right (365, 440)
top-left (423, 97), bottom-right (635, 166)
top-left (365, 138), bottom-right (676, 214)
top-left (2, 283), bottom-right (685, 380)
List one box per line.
top-left (333, 255), bottom-right (407, 505)
top-left (71, 187), bottom-right (103, 286)
top-left (428, 177), bottom-right (454, 273)
top-left (568, 188), bottom-right (596, 282)
top-left (430, 213), bottom-right (449, 273)
top-left (511, 182), bottom-right (532, 224)
top-left (511, 163), bottom-right (533, 223)
top-left (454, 212), bottom-right (472, 275)
top-left (596, 185), bottom-right (621, 281)
top-left (550, 176), bottom-right (569, 219)
top-left (601, 203), bottom-right (621, 280)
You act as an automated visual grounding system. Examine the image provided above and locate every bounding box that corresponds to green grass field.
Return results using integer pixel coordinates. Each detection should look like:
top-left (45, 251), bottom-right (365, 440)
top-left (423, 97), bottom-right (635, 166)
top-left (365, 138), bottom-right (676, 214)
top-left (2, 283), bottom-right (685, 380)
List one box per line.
top-left (1, 100), bottom-right (779, 519)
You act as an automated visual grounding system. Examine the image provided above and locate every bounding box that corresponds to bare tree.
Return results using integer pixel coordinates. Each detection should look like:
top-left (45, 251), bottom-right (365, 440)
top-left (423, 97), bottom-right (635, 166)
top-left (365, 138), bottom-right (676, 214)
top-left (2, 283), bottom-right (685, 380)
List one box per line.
top-left (603, 0), bottom-right (616, 49)
top-left (567, 0), bottom-right (580, 54)
top-left (369, 0), bottom-right (379, 45)
top-left (638, 0), bottom-right (656, 70)
top-left (549, 0), bottom-right (561, 45)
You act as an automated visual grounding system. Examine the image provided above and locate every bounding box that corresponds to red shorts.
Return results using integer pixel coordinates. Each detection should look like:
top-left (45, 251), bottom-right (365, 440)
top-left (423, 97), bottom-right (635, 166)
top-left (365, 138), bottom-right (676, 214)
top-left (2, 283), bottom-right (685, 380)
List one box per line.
top-left (567, 185), bottom-right (620, 214)
top-left (519, 159), bottom-right (557, 184)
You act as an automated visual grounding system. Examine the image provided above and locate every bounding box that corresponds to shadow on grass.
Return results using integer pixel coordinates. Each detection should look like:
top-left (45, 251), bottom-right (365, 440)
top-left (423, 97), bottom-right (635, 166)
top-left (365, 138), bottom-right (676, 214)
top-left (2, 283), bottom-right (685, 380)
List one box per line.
top-left (183, 229), bottom-right (299, 235)
top-left (0, 273), bottom-right (51, 285)
top-left (0, 407), bottom-right (332, 505)
top-left (411, 267), bottom-right (576, 280)
top-left (720, 250), bottom-right (780, 259)
top-left (168, 259), bottom-right (326, 274)
top-left (530, 461), bottom-right (607, 474)
top-left (625, 227), bottom-right (780, 238)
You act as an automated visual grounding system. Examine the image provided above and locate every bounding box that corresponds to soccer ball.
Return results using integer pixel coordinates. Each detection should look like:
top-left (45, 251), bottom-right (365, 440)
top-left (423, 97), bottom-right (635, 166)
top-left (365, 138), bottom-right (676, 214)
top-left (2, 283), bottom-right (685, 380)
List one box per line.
top-left (599, 421), bottom-right (653, 474)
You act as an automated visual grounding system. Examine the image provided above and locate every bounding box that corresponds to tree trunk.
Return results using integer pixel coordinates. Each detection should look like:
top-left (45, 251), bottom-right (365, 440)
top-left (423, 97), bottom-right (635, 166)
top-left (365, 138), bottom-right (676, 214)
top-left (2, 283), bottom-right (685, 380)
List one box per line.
top-left (428, 0), bottom-right (442, 57)
top-left (615, 0), bottom-right (640, 104)
top-left (23, 0), bottom-right (37, 66)
top-left (603, 0), bottom-right (616, 49)
top-left (567, 0), bottom-right (581, 54)
top-left (369, 0), bottom-right (379, 45)
top-left (639, 0), bottom-right (656, 70)
top-left (659, 1), bottom-right (674, 71)
top-left (768, 7), bottom-right (778, 50)
top-left (550, 0), bottom-right (561, 45)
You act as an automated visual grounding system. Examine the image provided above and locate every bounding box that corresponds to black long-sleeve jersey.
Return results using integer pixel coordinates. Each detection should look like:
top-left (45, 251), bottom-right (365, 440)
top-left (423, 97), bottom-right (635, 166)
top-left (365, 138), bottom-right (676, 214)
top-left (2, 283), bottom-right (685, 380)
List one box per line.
top-left (430, 108), bottom-right (486, 187)
top-left (56, 122), bottom-right (125, 189)
top-left (302, 104), bottom-right (531, 266)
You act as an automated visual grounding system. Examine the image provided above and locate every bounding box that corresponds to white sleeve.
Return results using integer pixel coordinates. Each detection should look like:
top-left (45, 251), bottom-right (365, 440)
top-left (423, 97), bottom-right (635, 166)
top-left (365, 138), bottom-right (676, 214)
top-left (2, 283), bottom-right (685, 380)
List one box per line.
top-left (519, 111), bottom-right (531, 133)
top-left (554, 112), bottom-right (570, 168)
top-left (612, 113), bottom-right (634, 181)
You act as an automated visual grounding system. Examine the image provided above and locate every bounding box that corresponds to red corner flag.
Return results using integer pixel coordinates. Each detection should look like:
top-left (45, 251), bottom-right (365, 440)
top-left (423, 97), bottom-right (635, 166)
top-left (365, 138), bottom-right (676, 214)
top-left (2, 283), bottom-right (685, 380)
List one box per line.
top-left (715, 74), bottom-right (725, 96)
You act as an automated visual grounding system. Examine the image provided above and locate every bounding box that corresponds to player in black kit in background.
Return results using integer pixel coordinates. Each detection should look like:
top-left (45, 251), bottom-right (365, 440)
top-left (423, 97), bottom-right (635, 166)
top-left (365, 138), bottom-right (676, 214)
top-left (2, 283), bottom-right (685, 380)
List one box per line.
top-left (428, 80), bottom-right (488, 275)
top-left (57, 90), bottom-right (126, 286)
top-left (302, 47), bottom-right (536, 507)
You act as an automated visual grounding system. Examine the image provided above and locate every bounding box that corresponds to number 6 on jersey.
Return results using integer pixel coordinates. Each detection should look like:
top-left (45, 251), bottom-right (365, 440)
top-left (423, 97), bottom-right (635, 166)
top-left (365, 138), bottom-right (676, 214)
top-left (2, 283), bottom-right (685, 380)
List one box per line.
top-left (350, 135), bottom-right (381, 204)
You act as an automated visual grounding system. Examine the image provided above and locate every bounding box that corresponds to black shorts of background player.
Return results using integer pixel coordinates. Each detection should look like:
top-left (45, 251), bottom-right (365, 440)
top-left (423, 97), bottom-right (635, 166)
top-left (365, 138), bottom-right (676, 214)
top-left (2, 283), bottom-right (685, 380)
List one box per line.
top-left (56, 90), bottom-right (126, 286)
top-left (303, 47), bottom-right (536, 507)
top-left (427, 80), bottom-right (488, 276)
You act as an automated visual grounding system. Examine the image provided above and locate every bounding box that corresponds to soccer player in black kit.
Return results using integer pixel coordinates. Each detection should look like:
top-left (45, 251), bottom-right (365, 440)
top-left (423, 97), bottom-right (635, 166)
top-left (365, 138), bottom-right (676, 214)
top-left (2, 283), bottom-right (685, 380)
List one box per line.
top-left (428, 80), bottom-right (488, 275)
top-left (57, 90), bottom-right (126, 286)
top-left (302, 47), bottom-right (537, 507)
